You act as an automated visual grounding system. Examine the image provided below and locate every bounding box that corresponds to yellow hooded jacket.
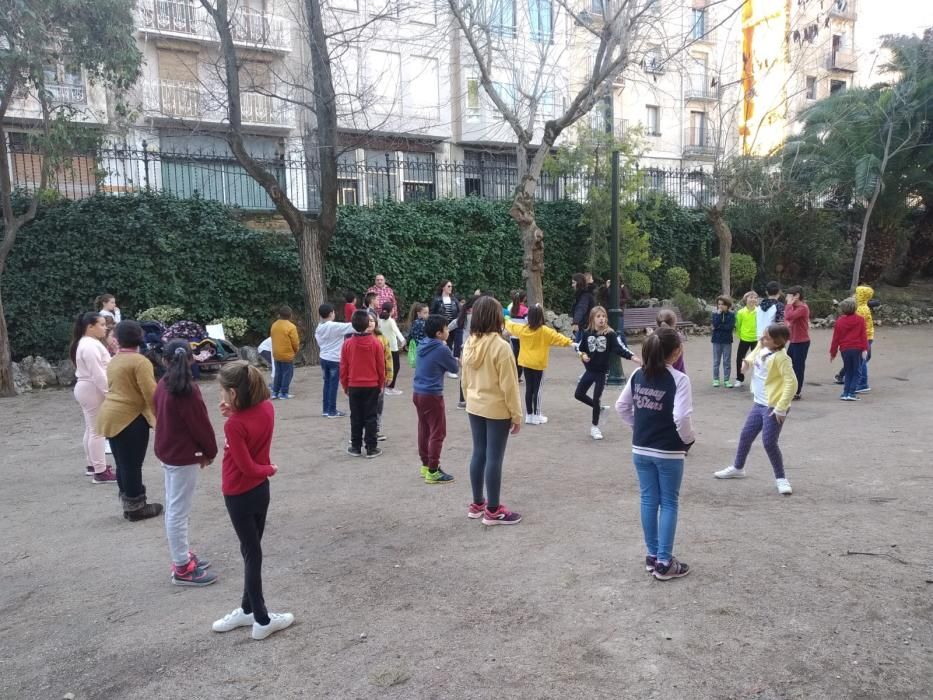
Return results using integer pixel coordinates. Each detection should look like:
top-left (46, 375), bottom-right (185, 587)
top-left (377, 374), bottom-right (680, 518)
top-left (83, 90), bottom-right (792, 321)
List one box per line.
top-left (504, 320), bottom-right (573, 370)
top-left (461, 333), bottom-right (523, 423)
top-left (855, 285), bottom-right (874, 340)
top-left (743, 343), bottom-right (798, 416)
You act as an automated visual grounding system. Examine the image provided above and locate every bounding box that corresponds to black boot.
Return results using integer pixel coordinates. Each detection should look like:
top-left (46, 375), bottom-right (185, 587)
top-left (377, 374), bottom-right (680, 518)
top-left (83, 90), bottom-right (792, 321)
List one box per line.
top-left (122, 494), bottom-right (163, 522)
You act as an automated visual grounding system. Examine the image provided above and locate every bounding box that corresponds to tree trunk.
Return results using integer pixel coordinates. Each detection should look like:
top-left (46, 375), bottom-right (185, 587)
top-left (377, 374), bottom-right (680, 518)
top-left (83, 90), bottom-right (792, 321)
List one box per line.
top-left (294, 219), bottom-right (327, 364)
top-left (850, 178), bottom-right (883, 292)
top-left (510, 189), bottom-right (544, 306)
top-left (0, 286), bottom-right (14, 397)
top-left (709, 208), bottom-right (733, 295)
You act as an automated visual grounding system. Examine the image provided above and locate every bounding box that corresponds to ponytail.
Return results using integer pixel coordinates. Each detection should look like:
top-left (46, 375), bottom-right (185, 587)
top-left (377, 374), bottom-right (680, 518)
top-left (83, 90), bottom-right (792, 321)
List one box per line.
top-left (641, 327), bottom-right (681, 380)
top-left (380, 301), bottom-right (393, 320)
top-left (163, 339), bottom-right (194, 396)
top-left (218, 360), bottom-right (270, 410)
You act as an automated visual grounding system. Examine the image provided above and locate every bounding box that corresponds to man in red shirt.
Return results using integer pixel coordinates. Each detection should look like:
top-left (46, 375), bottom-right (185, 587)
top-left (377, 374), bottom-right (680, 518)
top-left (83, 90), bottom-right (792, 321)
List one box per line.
top-left (367, 274), bottom-right (398, 319)
top-left (340, 310), bottom-right (386, 457)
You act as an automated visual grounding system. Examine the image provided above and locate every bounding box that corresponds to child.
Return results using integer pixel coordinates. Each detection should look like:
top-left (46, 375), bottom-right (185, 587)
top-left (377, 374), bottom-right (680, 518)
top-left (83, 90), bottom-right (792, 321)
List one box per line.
top-left (257, 336), bottom-right (275, 387)
top-left (783, 285), bottom-right (810, 400)
top-left (343, 292), bottom-right (358, 322)
top-left (830, 298), bottom-right (869, 401)
top-left (412, 314), bottom-right (460, 483)
top-left (340, 310), bottom-right (386, 458)
top-left (654, 309), bottom-right (686, 372)
top-left (407, 302), bottom-right (428, 368)
top-left (370, 311), bottom-right (393, 441)
top-left (461, 296), bottom-right (523, 525)
top-left (270, 306), bottom-right (299, 400)
top-left (507, 290), bottom-right (528, 381)
top-left (96, 293), bottom-right (122, 323)
top-left (733, 291), bottom-right (759, 387)
top-left (103, 316), bottom-right (119, 356)
top-left (154, 340), bottom-right (218, 587)
top-left (505, 305), bottom-right (573, 425)
top-left (212, 361), bottom-right (293, 640)
top-left (854, 285), bottom-right (875, 393)
top-left (711, 296), bottom-right (736, 388)
top-left (379, 301), bottom-right (406, 396)
top-left (314, 303), bottom-right (353, 418)
top-left (574, 306), bottom-right (641, 440)
top-left (70, 312), bottom-right (114, 481)
top-left (615, 327), bottom-right (695, 580)
top-left (714, 323), bottom-right (797, 495)
top-left (364, 292), bottom-right (378, 315)
top-left (756, 281), bottom-right (785, 338)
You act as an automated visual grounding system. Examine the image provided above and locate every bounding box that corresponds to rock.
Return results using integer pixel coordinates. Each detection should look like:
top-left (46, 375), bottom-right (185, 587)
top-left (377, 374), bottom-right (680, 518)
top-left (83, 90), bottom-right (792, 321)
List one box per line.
top-left (239, 345), bottom-right (261, 366)
top-left (11, 361), bottom-right (32, 394)
top-left (544, 310), bottom-right (557, 324)
top-left (647, 298), bottom-right (660, 307)
top-left (56, 359), bottom-right (76, 387)
top-left (20, 356), bottom-right (58, 388)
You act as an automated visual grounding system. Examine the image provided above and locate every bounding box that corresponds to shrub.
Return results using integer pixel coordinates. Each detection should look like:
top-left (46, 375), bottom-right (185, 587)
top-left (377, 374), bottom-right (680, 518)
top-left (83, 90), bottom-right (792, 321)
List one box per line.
top-left (627, 270), bottom-right (652, 298)
top-left (138, 306), bottom-right (186, 325)
top-left (209, 317), bottom-right (248, 341)
top-left (807, 298), bottom-right (836, 318)
top-left (709, 253), bottom-right (757, 294)
top-left (664, 266), bottom-right (691, 294)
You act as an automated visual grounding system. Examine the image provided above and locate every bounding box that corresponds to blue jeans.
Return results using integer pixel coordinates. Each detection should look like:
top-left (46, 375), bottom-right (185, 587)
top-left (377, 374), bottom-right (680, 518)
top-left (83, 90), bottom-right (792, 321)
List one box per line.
top-left (857, 339), bottom-right (873, 391)
top-left (320, 359), bottom-right (339, 414)
top-left (712, 342), bottom-right (732, 381)
top-left (632, 453), bottom-right (684, 563)
top-left (272, 360), bottom-right (294, 397)
top-left (842, 349), bottom-right (862, 397)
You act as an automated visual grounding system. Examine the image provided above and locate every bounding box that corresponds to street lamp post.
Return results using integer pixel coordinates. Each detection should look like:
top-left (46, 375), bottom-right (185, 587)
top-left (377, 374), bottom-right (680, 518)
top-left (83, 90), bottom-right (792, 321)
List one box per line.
top-left (607, 149), bottom-right (624, 386)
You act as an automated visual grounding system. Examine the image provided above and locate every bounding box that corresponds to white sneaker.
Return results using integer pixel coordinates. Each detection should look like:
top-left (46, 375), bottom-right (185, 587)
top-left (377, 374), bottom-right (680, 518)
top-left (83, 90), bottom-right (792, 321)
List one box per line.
top-left (536, 414), bottom-right (548, 424)
top-left (733, 380), bottom-right (743, 388)
top-left (251, 612), bottom-right (295, 640)
top-left (714, 465), bottom-right (746, 479)
top-left (590, 425), bottom-right (603, 440)
top-left (446, 372), bottom-right (458, 379)
top-left (384, 388), bottom-right (403, 396)
top-left (525, 415), bottom-right (536, 425)
top-left (776, 478), bottom-right (793, 495)
top-left (212, 607), bottom-right (255, 632)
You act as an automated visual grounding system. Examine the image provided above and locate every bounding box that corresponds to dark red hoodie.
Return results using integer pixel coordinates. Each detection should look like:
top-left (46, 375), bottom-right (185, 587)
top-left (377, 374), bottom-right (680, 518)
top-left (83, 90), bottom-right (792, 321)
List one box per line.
top-left (784, 301), bottom-right (811, 343)
top-left (830, 313), bottom-right (868, 358)
top-left (339, 333), bottom-right (386, 390)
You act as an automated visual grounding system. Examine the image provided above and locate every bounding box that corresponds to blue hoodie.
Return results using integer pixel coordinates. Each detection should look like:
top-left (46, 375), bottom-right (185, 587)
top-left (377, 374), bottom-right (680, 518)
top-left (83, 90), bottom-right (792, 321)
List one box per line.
top-left (413, 338), bottom-right (459, 395)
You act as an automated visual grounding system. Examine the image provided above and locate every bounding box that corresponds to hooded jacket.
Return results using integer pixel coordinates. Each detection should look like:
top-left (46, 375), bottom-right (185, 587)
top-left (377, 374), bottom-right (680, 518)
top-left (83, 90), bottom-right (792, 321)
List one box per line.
top-left (504, 320), bottom-right (573, 370)
top-left (756, 297), bottom-right (785, 337)
top-left (743, 343), bottom-right (797, 415)
top-left (783, 301), bottom-right (811, 344)
top-left (855, 285), bottom-right (875, 340)
top-left (570, 288), bottom-right (596, 326)
top-left (461, 333), bottom-right (522, 423)
top-left (412, 338), bottom-right (459, 395)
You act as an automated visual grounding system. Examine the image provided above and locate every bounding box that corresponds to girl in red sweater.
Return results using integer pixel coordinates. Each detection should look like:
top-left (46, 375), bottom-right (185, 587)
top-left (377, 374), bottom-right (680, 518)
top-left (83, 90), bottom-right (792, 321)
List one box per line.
top-left (211, 361), bottom-right (294, 641)
top-left (153, 340), bottom-right (218, 587)
top-left (829, 298), bottom-right (869, 401)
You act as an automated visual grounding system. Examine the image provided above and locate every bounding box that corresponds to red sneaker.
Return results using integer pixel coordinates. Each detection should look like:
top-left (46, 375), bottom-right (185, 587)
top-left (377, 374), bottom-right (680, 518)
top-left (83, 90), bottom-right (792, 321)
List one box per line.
top-left (172, 559), bottom-right (217, 587)
top-left (467, 501), bottom-right (486, 519)
top-left (482, 504), bottom-right (522, 526)
top-left (92, 467), bottom-right (117, 484)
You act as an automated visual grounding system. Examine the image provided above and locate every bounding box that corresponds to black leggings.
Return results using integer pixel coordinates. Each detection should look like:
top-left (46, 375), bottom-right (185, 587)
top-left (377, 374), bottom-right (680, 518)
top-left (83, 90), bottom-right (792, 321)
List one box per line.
top-left (735, 340), bottom-right (756, 383)
top-left (109, 414), bottom-right (150, 499)
top-left (388, 350), bottom-right (400, 389)
top-left (511, 338), bottom-right (523, 379)
top-left (468, 414), bottom-right (511, 509)
top-left (574, 369), bottom-right (606, 425)
top-left (523, 368), bottom-right (544, 415)
top-left (224, 480), bottom-right (271, 626)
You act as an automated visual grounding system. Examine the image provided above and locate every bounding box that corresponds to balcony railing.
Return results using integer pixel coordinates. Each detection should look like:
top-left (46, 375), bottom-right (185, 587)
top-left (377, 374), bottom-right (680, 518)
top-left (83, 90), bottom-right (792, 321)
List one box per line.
top-left (45, 83), bottom-right (88, 104)
top-left (142, 79), bottom-right (292, 127)
top-left (137, 0), bottom-right (291, 52)
top-left (828, 49), bottom-right (857, 72)
top-left (683, 127), bottom-right (718, 157)
top-left (644, 56), bottom-right (665, 75)
top-left (828, 0), bottom-right (856, 20)
top-left (685, 74), bottom-right (719, 101)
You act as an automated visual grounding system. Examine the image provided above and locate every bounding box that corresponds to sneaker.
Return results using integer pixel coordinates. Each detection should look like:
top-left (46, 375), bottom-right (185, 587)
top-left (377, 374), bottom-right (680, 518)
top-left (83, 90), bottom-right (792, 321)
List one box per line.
top-left (645, 555), bottom-right (657, 573)
top-left (467, 501), bottom-right (486, 519)
top-left (212, 607), bottom-right (255, 632)
top-left (793, 394), bottom-right (801, 401)
top-left (713, 465), bottom-right (746, 479)
top-left (104, 440), bottom-right (112, 455)
top-left (271, 395), bottom-right (280, 400)
top-left (457, 401), bottom-right (466, 409)
top-left (653, 557), bottom-right (690, 581)
top-left (446, 372), bottom-right (458, 379)
top-left (188, 551), bottom-right (210, 570)
top-left (425, 469), bottom-right (454, 484)
top-left (590, 425), bottom-right (603, 440)
top-left (776, 478), bottom-right (793, 495)
top-left (420, 465), bottom-right (429, 479)
top-left (172, 559), bottom-right (218, 587)
top-left (376, 432), bottom-right (387, 442)
top-left (525, 415), bottom-right (536, 425)
top-left (123, 502), bottom-right (163, 521)
top-left (518, 376), bottom-right (524, 383)
top-left (733, 380), bottom-right (743, 387)
top-left (724, 381), bottom-right (733, 388)
top-left (92, 467), bottom-right (117, 484)
top-left (251, 612), bottom-right (295, 640)
top-left (85, 465), bottom-right (95, 477)
top-left (385, 388), bottom-right (403, 396)
top-left (366, 447), bottom-right (383, 459)
top-left (855, 387), bottom-right (871, 394)
top-left (712, 380), bottom-right (721, 388)
top-left (346, 446), bottom-right (362, 457)
top-left (279, 394), bottom-right (294, 400)
top-left (833, 377), bottom-right (845, 385)
top-left (331, 411), bottom-right (347, 417)
top-left (482, 504), bottom-right (522, 526)
top-left (536, 414), bottom-right (548, 424)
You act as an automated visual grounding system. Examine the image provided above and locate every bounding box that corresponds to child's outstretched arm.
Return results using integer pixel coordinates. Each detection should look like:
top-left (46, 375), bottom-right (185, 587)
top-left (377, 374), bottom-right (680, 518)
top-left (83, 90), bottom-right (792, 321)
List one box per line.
top-left (615, 375), bottom-right (635, 427)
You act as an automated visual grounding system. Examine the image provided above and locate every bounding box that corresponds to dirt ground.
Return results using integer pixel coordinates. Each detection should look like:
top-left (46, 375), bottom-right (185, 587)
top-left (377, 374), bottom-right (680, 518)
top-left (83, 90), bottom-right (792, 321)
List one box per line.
top-left (1, 326), bottom-right (932, 700)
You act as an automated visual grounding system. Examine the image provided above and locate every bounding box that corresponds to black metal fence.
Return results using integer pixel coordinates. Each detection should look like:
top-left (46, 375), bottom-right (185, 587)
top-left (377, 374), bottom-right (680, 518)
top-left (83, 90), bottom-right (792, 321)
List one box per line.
top-left (7, 143), bottom-right (718, 211)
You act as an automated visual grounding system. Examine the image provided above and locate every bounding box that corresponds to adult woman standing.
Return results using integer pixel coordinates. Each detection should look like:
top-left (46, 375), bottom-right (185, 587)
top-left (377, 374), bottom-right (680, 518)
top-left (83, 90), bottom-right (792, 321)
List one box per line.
top-left (71, 312), bottom-right (116, 483)
top-left (431, 280), bottom-right (461, 362)
top-left (98, 321), bottom-right (163, 521)
top-left (569, 273), bottom-right (595, 343)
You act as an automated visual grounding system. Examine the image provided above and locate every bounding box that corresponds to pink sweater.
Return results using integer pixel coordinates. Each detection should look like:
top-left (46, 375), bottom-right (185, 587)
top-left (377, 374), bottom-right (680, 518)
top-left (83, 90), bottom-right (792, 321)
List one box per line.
top-left (75, 336), bottom-right (110, 394)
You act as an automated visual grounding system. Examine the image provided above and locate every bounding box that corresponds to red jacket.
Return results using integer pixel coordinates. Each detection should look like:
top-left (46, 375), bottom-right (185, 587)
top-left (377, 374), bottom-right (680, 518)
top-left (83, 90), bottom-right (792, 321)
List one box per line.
top-left (784, 301), bottom-right (811, 343)
top-left (153, 380), bottom-right (218, 466)
top-left (343, 302), bottom-right (356, 322)
top-left (340, 333), bottom-right (386, 390)
top-left (830, 313), bottom-right (868, 358)
top-left (222, 400), bottom-right (276, 496)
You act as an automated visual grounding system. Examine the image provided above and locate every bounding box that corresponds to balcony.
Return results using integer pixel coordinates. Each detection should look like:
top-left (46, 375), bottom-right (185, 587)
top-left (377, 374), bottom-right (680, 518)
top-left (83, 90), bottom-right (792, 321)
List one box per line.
top-left (42, 83), bottom-right (88, 105)
top-left (685, 74), bottom-right (719, 101)
top-left (142, 79), bottom-right (293, 130)
top-left (828, 0), bottom-right (857, 21)
top-left (136, 0), bottom-right (291, 53)
top-left (828, 49), bottom-right (857, 72)
top-left (683, 127), bottom-right (718, 158)
top-left (643, 56), bottom-right (665, 75)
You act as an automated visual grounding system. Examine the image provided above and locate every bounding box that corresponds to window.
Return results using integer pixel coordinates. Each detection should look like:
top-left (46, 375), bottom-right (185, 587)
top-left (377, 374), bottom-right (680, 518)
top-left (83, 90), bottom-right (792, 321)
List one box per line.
top-left (491, 0), bottom-right (515, 35)
top-left (405, 56), bottom-right (439, 119)
top-left (805, 76), bottom-right (816, 100)
top-left (492, 80), bottom-right (518, 110)
top-left (690, 111), bottom-right (707, 140)
top-left (646, 0), bottom-right (661, 15)
top-left (830, 79), bottom-right (846, 95)
top-left (466, 78), bottom-right (481, 119)
top-left (529, 0), bottom-right (552, 43)
top-left (644, 48), bottom-right (664, 74)
top-left (42, 64), bottom-right (86, 104)
top-left (402, 152), bottom-right (435, 202)
top-left (336, 152), bottom-right (359, 206)
top-left (369, 50), bottom-right (401, 115)
top-left (691, 8), bottom-right (706, 40)
top-left (645, 105), bottom-right (660, 136)
top-left (590, 0), bottom-right (603, 14)
top-left (365, 149), bottom-right (392, 201)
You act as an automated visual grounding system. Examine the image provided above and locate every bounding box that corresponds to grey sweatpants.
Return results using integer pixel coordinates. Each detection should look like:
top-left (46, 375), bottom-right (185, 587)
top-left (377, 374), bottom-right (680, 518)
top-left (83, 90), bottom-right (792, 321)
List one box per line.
top-left (163, 463), bottom-right (200, 566)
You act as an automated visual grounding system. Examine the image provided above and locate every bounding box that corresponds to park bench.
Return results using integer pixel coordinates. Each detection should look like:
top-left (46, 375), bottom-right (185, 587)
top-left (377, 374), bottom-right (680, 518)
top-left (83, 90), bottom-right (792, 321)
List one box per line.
top-left (622, 306), bottom-right (694, 334)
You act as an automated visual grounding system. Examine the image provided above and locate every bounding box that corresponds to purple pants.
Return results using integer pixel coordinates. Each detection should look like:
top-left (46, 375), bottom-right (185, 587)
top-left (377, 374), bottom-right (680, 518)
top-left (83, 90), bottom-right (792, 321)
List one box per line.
top-left (733, 404), bottom-right (785, 479)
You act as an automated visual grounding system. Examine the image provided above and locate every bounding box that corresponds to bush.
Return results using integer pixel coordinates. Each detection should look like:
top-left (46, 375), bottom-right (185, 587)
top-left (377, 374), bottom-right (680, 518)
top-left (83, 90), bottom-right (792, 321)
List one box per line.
top-left (627, 270), bottom-right (652, 298)
top-left (209, 316), bottom-right (248, 341)
top-left (807, 298), bottom-right (836, 318)
top-left (664, 266), bottom-right (691, 294)
top-left (709, 253), bottom-right (757, 294)
top-left (138, 306), bottom-right (186, 325)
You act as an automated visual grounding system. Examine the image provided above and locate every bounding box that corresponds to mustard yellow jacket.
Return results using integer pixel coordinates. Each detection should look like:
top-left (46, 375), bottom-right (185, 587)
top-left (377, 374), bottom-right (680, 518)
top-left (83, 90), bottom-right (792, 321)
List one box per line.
top-left (855, 285), bottom-right (875, 340)
top-left (504, 320), bottom-right (572, 370)
top-left (743, 344), bottom-right (798, 415)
